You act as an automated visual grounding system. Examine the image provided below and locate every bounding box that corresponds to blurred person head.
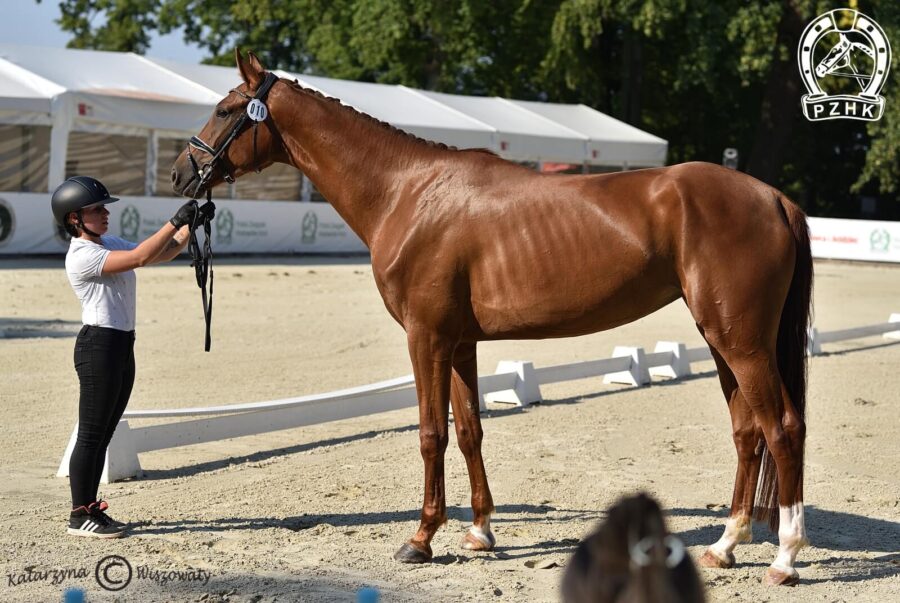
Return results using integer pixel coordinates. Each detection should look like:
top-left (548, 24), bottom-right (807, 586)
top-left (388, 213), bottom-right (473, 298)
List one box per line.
top-left (562, 493), bottom-right (705, 603)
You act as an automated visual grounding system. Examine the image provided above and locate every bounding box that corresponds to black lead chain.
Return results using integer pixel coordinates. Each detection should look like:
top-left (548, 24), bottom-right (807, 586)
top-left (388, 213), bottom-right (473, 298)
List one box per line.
top-left (189, 189), bottom-right (214, 352)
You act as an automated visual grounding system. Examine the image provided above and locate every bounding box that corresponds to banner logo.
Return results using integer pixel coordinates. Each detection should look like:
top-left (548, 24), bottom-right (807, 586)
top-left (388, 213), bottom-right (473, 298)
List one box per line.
top-left (301, 211), bottom-right (318, 244)
top-left (120, 206), bottom-right (140, 241)
top-left (0, 199), bottom-right (14, 247)
top-left (798, 9), bottom-right (891, 121)
top-left (216, 208), bottom-right (234, 245)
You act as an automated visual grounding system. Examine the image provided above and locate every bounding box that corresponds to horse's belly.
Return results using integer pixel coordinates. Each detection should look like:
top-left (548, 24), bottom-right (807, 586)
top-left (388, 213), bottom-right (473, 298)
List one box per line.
top-left (468, 257), bottom-right (681, 340)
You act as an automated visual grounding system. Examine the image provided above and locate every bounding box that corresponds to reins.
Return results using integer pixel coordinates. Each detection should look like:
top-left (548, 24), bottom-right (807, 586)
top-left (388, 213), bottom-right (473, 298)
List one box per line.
top-left (188, 189), bottom-right (214, 352)
top-left (184, 72), bottom-right (279, 351)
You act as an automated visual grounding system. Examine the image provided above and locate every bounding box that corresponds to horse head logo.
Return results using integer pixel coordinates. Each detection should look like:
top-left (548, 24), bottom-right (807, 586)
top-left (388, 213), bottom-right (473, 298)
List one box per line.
top-left (798, 9), bottom-right (891, 121)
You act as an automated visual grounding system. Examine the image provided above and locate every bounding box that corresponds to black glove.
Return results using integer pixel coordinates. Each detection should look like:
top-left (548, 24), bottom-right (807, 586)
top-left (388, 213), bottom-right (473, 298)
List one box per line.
top-left (170, 200), bottom-right (199, 229)
top-left (196, 201), bottom-right (216, 225)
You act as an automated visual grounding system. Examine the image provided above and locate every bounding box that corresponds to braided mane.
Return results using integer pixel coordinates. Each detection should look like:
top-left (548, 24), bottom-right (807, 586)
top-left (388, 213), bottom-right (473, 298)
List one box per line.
top-left (282, 77), bottom-right (497, 157)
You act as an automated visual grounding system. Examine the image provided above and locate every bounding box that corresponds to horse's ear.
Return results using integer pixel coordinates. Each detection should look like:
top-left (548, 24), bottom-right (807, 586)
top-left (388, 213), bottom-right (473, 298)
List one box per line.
top-left (236, 48), bottom-right (264, 89)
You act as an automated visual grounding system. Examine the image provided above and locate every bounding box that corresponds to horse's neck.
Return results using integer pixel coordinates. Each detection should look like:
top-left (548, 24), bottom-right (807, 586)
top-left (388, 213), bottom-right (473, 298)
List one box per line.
top-left (275, 84), bottom-right (426, 246)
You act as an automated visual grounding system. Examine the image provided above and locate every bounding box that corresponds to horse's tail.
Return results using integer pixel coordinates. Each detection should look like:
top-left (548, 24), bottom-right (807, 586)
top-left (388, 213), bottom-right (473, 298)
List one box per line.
top-left (754, 195), bottom-right (813, 532)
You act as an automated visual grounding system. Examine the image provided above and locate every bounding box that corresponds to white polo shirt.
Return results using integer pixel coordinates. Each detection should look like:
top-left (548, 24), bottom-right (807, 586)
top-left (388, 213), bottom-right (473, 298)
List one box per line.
top-left (66, 236), bottom-right (139, 332)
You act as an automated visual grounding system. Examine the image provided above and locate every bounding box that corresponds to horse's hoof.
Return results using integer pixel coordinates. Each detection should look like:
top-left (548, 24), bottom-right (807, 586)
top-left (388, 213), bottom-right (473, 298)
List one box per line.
top-left (698, 548), bottom-right (735, 569)
top-left (461, 528), bottom-right (496, 551)
top-left (393, 541), bottom-right (432, 564)
top-left (764, 566), bottom-right (800, 586)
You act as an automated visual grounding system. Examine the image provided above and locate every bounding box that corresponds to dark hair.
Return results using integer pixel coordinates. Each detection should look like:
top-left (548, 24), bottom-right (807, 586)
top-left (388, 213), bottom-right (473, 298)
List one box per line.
top-left (63, 212), bottom-right (80, 237)
top-left (562, 493), bottom-right (705, 603)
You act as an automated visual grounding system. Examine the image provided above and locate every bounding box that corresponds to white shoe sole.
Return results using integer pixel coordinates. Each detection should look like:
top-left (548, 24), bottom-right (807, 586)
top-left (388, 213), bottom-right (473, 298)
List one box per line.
top-left (66, 527), bottom-right (125, 539)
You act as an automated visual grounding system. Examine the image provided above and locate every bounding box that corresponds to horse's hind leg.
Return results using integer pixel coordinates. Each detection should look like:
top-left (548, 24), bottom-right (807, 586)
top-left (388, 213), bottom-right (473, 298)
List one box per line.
top-left (449, 342), bottom-right (496, 551)
top-left (712, 346), bottom-right (807, 585)
top-left (698, 345), bottom-right (759, 569)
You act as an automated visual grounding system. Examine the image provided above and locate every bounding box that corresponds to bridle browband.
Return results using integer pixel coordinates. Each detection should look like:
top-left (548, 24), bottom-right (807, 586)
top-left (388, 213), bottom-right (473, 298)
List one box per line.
top-left (184, 71), bottom-right (279, 352)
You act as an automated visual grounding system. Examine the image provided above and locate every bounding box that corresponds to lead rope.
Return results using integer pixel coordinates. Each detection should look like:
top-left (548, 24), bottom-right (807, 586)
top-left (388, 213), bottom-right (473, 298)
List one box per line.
top-left (188, 190), bottom-right (214, 351)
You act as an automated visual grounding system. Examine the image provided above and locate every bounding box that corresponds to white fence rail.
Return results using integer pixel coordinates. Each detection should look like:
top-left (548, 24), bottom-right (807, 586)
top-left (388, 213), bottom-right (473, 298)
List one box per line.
top-left (58, 314), bottom-right (900, 483)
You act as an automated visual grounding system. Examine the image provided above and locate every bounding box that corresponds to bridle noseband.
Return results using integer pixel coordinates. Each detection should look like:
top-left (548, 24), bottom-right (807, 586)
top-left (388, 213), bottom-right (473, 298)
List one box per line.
top-left (184, 71), bottom-right (278, 352)
top-left (187, 71), bottom-right (279, 196)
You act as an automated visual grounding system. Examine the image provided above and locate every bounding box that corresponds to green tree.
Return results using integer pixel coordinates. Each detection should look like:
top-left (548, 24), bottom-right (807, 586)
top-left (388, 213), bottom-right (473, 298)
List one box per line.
top-left (40, 0), bottom-right (900, 215)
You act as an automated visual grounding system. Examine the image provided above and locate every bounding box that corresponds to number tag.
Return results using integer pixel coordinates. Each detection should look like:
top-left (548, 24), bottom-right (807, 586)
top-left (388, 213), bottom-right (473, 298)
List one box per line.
top-left (247, 99), bottom-right (268, 122)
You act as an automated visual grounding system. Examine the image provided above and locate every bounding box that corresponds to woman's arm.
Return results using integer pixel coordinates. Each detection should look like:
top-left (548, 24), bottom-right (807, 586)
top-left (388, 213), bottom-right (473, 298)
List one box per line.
top-left (149, 225), bottom-right (191, 265)
top-left (102, 201), bottom-right (197, 274)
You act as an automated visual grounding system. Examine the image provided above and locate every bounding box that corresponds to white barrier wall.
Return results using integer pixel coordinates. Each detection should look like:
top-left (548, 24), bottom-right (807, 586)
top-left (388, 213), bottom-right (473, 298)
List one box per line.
top-left (808, 217), bottom-right (900, 263)
top-left (0, 192), bottom-right (367, 255)
top-left (0, 191), bottom-right (898, 261)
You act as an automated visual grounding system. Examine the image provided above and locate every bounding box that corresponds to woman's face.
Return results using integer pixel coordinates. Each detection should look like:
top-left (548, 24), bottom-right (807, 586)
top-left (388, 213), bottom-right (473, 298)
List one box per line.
top-left (71, 204), bottom-right (109, 237)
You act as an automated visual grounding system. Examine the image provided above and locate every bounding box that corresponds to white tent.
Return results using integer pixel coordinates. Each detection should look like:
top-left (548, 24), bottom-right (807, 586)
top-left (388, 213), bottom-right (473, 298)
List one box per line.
top-left (0, 44), bottom-right (668, 194)
top-left (411, 89), bottom-right (588, 163)
top-left (510, 100), bottom-right (668, 167)
top-left (0, 58), bottom-right (57, 124)
top-left (0, 44), bottom-right (221, 192)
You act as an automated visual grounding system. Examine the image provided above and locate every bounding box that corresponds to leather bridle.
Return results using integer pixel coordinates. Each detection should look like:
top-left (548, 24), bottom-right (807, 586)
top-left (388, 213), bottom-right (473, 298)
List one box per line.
top-left (184, 71), bottom-right (279, 352)
top-left (186, 71), bottom-right (279, 195)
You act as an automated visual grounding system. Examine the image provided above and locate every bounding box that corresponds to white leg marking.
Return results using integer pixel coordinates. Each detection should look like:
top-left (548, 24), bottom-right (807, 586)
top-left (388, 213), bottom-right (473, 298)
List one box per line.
top-left (708, 514), bottom-right (752, 560)
top-left (771, 503), bottom-right (807, 573)
top-left (466, 516), bottom-right (495, 548)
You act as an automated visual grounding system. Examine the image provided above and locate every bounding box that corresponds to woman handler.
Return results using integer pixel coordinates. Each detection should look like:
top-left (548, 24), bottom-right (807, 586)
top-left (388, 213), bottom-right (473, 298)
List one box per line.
top-left (51, 176), bottom-right (213, 538)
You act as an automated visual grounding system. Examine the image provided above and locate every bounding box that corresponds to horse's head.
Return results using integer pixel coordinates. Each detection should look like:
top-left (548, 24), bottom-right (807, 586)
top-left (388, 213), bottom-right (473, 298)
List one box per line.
top-left (815, 33), bottom-right (852, 78)
top-left (172, 49), bottom-right (287, 198)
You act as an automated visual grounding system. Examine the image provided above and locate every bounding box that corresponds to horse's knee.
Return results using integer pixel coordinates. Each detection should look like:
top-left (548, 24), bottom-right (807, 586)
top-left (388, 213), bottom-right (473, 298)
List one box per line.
top-left (419, 429), bottom-right (449, 459)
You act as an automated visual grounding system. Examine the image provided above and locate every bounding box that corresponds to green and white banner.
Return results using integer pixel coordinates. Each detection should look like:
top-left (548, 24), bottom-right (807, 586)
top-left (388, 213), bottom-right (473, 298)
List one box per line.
top-left (0, 193), bottom-right (367, 255)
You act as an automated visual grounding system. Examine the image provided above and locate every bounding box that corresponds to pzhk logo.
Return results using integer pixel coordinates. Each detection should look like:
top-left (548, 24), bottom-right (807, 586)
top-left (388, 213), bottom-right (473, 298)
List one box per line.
top-left (301, 211), bottom-right (318, 244)
top-left (216, 208), bottom-right (234, 245)
top-left (120, 206), bottom-right (140, 241)
top-left (798, 9), bottom-right (891, 122)
top-left (0, 199), bottom-right (14, 248)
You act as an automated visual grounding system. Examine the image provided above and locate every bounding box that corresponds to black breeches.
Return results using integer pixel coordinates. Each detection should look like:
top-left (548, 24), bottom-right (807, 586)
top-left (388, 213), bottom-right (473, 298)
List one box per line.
top-left (69, 325), bottom-right (135, 508)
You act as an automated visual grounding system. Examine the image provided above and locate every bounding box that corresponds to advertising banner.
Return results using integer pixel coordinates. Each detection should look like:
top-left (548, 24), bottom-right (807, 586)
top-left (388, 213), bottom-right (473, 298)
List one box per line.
top-left (808, 217), bottom-right (900, 263)
top-left (0, 193), bottom-right (367, 255)
top-left (1, 192), bottom-right (897, 263)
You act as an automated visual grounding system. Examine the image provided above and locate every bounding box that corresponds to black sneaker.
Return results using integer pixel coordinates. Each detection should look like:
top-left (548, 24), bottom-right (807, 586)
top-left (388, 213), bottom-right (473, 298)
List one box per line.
top-left (67, 505), bottom-right (125, 539)
top-left (90, 500), bottom-right (126, 528)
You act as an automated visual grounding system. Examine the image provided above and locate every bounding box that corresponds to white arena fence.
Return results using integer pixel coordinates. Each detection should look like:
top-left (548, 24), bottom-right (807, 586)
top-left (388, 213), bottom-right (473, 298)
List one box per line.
top-left (57, 314), bottom-right (900, 483)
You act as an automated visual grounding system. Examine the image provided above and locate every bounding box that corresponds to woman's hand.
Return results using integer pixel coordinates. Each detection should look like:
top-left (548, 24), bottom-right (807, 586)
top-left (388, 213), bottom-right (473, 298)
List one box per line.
top-left (170, 200), bottom-right (199, 229)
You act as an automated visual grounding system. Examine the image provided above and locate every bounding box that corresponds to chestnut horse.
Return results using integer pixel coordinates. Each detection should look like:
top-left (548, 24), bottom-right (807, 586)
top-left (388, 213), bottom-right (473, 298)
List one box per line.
top-left (172, 51), bottom-right (812, 586)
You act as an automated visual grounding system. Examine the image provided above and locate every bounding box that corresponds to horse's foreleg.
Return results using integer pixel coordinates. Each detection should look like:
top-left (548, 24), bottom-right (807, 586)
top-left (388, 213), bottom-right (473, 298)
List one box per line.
top-left (394, 330), bottom-right (453, 564)
top-left (449, 342), bottom-right (496, 551)
top-left (699, 347), bottom-right (757, 569)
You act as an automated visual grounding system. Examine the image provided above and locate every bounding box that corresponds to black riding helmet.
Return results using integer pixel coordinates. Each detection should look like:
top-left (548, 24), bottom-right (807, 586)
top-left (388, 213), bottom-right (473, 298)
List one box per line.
top-left (51, 176), bottom-right (119, 236)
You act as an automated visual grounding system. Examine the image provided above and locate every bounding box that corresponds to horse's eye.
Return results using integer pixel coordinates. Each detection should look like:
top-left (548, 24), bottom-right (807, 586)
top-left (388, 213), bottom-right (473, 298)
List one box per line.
top-left (216, 109), bottom-right (229, 118)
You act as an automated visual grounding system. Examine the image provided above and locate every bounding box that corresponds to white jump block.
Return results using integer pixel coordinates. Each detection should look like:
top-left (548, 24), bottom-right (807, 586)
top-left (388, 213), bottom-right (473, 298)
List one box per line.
top-left (603, 346), bottom-right (650, 387)
top-left (483, 361), bottom-right (542, 407)
top-left (57, 420), bottom-right (143, 484)
top-left (649, 341), bottom-right (691, 379)
top-left (807, 326), bottom-right (822, 355)
top-left (885, 314), bottom-right (900, 341)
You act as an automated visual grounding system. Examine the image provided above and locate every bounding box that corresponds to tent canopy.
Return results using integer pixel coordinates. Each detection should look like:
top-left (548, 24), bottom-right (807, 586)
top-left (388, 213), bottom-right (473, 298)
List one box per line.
top-left (0, 44), bottom-right (668, 194)
top-left (511, 100), bottom-right (668, 167)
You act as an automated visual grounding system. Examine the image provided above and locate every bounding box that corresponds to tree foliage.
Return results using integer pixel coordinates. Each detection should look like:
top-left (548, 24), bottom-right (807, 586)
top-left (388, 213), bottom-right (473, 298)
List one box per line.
top-left (41, 0), bottom-right (900, 216)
